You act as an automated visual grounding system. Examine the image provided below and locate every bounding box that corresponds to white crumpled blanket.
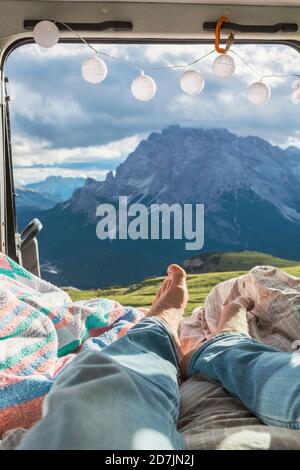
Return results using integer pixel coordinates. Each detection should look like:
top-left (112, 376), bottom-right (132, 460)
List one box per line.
top-left (180, 265), bottom-right (300, 354)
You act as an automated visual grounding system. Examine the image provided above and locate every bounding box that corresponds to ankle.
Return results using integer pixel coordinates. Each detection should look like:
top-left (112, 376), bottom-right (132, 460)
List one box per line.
top-left (218, 304), bottom-right (249, 335)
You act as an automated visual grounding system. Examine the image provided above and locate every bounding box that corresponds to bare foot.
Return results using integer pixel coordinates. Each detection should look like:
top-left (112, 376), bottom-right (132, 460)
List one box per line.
top-left (217, 296), bottom-right (254, 335)
top-left (180, 296), bottom-right (254, 379)
top-left (147, 264), bottom-right (188, 345)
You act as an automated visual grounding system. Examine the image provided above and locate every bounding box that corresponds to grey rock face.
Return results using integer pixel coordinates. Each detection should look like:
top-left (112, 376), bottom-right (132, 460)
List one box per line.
top-left (70, 126), bottom-right (300, 224)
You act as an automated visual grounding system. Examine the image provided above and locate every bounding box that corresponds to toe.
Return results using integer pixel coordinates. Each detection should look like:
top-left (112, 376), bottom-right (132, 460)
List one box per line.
top-left (153, 286), bottom-right (163, 304)
top-left (161, 278), bottom-right (171, 293)
top-left (167, 264), bottom-right (186, 281)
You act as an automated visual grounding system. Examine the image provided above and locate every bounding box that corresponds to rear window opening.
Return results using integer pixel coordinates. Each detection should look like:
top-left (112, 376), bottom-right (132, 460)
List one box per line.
top-left (5, 41), bottom-right (300, 310)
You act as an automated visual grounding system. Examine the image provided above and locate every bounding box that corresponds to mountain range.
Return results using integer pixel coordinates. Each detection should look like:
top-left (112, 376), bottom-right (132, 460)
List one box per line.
top-left (17, 126), bottom-right (300, 288)
top-left (16, 176), bottom-right (85, 211)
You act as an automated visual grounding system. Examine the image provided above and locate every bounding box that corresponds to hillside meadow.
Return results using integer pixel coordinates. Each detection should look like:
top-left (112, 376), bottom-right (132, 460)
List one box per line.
top-left (67, 252), bottom-right (300, 316)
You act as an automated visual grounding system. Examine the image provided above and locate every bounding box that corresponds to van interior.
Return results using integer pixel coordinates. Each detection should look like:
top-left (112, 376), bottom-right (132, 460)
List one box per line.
top-left (1, 0), bottom-right (300, 451)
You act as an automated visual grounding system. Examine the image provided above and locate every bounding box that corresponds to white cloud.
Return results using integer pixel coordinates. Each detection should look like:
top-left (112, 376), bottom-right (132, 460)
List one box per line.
top-left (12, 42), bottom-right (300, 91)
top-left (168, 91), bottom-right (226, 120)
top-left (14, 166), bottom-right (108, 187)
top-left (282, 132), bottom-right (300, 149)
top-left (144, 44), bottom-right (208, 65)
top-left (230, 44), bottom-right (300, 87)
top-left (144, 43), bottom-right (300, 89)
top-left (217, 91), bottom-right (235, 104)
top-left (12, 132), bottom-right (145, 167)
top-left (9, 81), bottom-right (87, 124)
top-left (8, 42), bottom-right (300, 179)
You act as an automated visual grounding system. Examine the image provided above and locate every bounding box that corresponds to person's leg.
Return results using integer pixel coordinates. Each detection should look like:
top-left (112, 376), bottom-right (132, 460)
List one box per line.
top-left (18, 265), bottom-right (188, 450)
top-left (184, 298), bottom-right (300, 429)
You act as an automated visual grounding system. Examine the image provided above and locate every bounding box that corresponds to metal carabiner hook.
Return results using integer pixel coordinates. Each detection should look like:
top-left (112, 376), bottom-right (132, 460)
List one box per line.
top-left (215, 16), bottom-right (230, 54)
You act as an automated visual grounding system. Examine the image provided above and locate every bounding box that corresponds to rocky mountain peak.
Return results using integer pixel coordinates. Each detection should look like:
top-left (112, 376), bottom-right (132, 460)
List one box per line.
top-left (68, 126), bottom-right (300, 224)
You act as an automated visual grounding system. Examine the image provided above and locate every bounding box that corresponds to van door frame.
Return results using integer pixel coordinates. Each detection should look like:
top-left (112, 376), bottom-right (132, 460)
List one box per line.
top-left (0, 68), bottom-right (6, 256)
top-left (1, 37), bottom-right (300, 262)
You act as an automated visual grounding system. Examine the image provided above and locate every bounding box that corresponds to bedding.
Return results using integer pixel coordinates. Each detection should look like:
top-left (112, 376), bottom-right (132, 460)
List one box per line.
top-left (180, 264), bottom-right (300, 354)
top-left (1, 253), bottom-right (300, 449)
top-left (2, 377), bottom-right (300, 450)
top-left (178, 265), bottom-right (300, 449)
top-left (0, 253), bottom-right (144, 435)
top-left (179, 377), bottom-right (300, 450)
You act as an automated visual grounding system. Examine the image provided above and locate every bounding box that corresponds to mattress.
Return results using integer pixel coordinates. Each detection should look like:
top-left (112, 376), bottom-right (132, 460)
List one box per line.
top-left (179, 376), bottom-right (300, 450)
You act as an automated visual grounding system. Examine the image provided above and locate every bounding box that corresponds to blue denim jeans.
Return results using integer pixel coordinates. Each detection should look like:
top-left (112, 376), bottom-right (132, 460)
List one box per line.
top-left (18, 317), bottom-right (185, 450)
top-left (188, 332), bottom-right (300, 430)
top-left (18, 319), bottom-right (300, 450)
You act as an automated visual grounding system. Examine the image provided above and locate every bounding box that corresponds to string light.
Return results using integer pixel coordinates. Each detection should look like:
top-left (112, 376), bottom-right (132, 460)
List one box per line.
top-left (248, 81), bottom-right (271, 106)
top-left (81, 56), bottom-right (107, 84)
top-left (291, 80), bottom-right (300, 104)
top-left (212, 53), bottom-right (235, 79)
top-left (33, 20), bottom-right (59, 48)
top-left (32, 20), bottom-right (300, 107)
top-left (180, 69), bottom-right (205, 96)
top-left (131, 73), bottom-right (157, 101)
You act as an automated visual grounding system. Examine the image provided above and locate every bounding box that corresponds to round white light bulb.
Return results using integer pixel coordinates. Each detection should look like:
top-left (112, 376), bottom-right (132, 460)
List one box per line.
top-left (131, 73), bottom-right (157, 102)
top-left (291, 88), bottom-right (300, 104)
top-left (291, 80), bottom-right (300, 104)
top-left (292, 79), bottom-right (300, 90)
top-left (212, 54), bottom-right (235, 79)
top-left (247, 81), bottom-right (271, 106)
top-left (180, 69), bottom-right (205, 96)
top-left (81, 56), bottom-right (108, 84)
top-left (33, 20), bottom-right (59, 48)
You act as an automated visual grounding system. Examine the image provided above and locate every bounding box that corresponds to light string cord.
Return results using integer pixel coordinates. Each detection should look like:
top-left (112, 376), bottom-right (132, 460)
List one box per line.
top-left (231, 49), bottom-right (300, 81)
top-left (59, 22), bottom-right (300, 81)
top-left (59, 22), bottom-right (143, 73)
top-left (151, 49), bottom-right (216, 70)
top-left (60, 21), bottom-right (216, 72)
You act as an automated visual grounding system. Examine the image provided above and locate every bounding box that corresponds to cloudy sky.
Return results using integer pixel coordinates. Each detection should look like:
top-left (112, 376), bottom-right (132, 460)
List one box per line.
top-left (5, 41), bottom-right (300, 186)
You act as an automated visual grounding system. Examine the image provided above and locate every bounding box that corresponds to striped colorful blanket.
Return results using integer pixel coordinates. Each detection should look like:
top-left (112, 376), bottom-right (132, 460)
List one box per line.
top-left (0, 253), bottom-right (144, 436)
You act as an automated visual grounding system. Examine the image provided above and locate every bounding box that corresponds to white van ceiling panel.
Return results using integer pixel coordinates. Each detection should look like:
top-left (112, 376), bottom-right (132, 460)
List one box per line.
top-left (0, 1), bottom-right (299, 55)
top-left (16, 1), bottom-right (300, 5)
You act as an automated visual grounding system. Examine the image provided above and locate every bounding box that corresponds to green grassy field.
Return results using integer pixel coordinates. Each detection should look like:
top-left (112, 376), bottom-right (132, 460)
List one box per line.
top-left (186, 250), bottom-right (300, 273)
top-left (66, 252), bottom-right (300, 316)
